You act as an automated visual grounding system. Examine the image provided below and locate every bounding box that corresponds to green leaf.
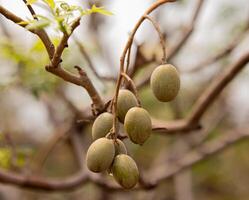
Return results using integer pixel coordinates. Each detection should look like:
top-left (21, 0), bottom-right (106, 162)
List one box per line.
top-left (81, 4), bottom-right (113, 16)
top-left (43, 0), bottom-right (55, 9)
top-left (90, 5), bottom-right (113, 16)
top-left (26, 19), bottom-right (50, 30)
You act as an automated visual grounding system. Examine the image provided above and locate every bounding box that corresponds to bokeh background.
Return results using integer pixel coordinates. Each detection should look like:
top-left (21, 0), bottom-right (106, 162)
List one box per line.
top-left (0, 0), bottom-right (249, 199)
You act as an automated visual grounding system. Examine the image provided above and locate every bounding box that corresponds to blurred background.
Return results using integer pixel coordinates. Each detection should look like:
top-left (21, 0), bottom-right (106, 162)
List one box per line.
top-left (0, 0), bottom-right (249, 199)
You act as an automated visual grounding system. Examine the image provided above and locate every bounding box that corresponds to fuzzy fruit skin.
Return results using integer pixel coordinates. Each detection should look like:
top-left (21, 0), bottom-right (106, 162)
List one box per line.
top-left (86, 138), bottom-right (115, 173)
top-left (112, 154), bottom-right (139, 189)
top-left (117, 89), bottom-right (138, 122)
top-left (92, 112), bottom-right (113, 141)
top-left (124, 107), bottom-right (152, 145)
top-left (114, 139), bottom-right (127, 156)
top-left (150, 64), bottom-right (180, 102)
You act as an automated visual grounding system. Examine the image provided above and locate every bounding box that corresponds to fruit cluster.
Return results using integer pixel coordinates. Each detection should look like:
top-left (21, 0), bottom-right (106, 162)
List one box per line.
top-left (86, 64), bottom-right (180, 189)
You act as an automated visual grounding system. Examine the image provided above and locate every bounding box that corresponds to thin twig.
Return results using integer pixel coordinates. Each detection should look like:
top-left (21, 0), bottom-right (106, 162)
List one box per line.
top-left (136, 0), bottom-right (204, 89)
top-left (73, 37), bottom-right (116, 82)
top-left (22, 0), bottom-right (38, 20)
top-left (182, 29), bottom-right (249, 73)
top-left (121, 72), bottom-right (141, 106)
top-left (144, 14), bottom-right (167, 64)
top-left (69, 131), bottom-right (84, 169)
top-left (128, 44), bottom-right (157, 78)
top-left (187, 51), bottom-right (249, 125)
top-left (30, 123), bottom-right (73, 174)
top-left (167, 0), bottom-right (204, 60)
top-left (50, 18), bottom-right (81, 68)
top-left (146, 127), bottom-right (249, 186)
top-left (124, 45), bottom-right (132, 75)
top-left (74, 66), bottom-right (105, 113)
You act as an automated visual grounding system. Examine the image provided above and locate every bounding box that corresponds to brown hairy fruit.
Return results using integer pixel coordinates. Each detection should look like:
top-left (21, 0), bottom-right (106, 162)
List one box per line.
top-left (86, 138), bottom-right (115, 173)
top-left (114, 139), bottom-right (127, 156)
top-left (92, 112), bottom-right (113, 140)
top-left (124, 107), bottom-right (152, 145)
top-left (150, 64), bottom-right (180, 102)
top-left (117, 89), bottom-right (138, 122)
top-left (112, 154), bottom-right (139, 189)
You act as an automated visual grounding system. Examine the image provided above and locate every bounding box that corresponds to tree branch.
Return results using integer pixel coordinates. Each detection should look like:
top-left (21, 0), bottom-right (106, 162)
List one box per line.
top-left (0, 127), bottom-right (246, 191)
top-left (50, 18), bottom-right (81, 68)
top-left (22, 0), bottom-right (38, 20)
top-left (74, 37), bottom-right (116, 82)
top-left (146, 127), bottom-right (249, 186)
top-left (182, 28), bottom-right (249, 73)
top-left (187, 51), bottom-right (249, 125)
top-left (0, 169), bottom-right (89, 191)
top-left (144, 14), bottom-right (167, 64)
top-left (0, 5), bottom-right (55, 59)
top-left (0, 6), bottom-right (105, 111)
top-left (167, 0), bottom-right (204, 60)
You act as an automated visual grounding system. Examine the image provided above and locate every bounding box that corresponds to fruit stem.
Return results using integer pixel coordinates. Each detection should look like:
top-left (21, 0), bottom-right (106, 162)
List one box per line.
top-left (144, 15), bottom-right (167, 64)
top-left (121, 73), bottom-right (141, 106)
top-left (111, 0), bottom-right (175, 138)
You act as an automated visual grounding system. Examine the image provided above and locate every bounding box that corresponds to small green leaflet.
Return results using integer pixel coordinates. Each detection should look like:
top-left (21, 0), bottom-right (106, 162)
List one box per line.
top-left (91, 5), bottom-right (113, 16)
top-left (26, 0), bottom-right (55, 9)
top-left (26, 19), bottom-right (50, 30)
top-left (82, 4), bottom-right (113, 16)
top-left (43, 0), bottom-right (55, 9)
top-left (22, 1), bottom-right (113, 34)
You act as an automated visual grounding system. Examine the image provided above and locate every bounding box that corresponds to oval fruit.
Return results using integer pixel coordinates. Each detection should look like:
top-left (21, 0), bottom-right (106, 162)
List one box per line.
top-left (92, 112), bottom-right (113, 140)
top-left (107, 139), bottom-right (127, 175)
top-left (112, 154), bottom-right (139, 189)
top-left (117, 89), bottom-right (138, 122)
top-left (114, 139), bottom-right (127, 156)
top-left (86, 138), bottom-right (115, 173)
top-left (150, 64), bottom-right (180, 102)
top-left (124, 107), bottom-right (152, 145)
